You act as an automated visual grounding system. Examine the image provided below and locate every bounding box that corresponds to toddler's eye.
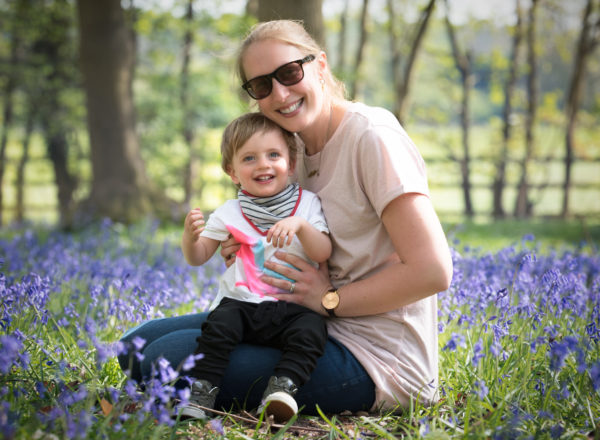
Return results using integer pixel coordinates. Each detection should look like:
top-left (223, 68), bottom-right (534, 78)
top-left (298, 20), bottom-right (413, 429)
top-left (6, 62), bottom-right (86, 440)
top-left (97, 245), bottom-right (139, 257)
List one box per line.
top-left (242, 155), bottom-right (255, 162)
top-left (269, 152), bottom-right (281, 158)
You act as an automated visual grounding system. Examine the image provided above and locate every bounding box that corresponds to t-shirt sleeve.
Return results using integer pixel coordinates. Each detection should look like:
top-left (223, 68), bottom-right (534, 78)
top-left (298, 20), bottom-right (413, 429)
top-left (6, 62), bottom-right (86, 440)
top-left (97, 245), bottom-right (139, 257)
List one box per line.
top-left (200, 205), bottom-right (232, 242)
top-left (303, 192), bottom-right (329, 234)
top-left (356, 121), bottom-right (429, 218)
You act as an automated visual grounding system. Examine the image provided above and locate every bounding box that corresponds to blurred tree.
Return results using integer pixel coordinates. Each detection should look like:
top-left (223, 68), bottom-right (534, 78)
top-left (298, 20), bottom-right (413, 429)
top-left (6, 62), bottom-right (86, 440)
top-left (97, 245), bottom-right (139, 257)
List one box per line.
top-left (492, 0), bottom-right (524, 219)
top-left (180, 0), bottom-right (195, 210)
top-left (76, 0), bottom-right (175, 223)
top-left (15, 102), bottom-right (34, 224)
top-left (34, 0), bottom-right (79, 228)
top-left (514, 0), bottom-right (539, 218)
top-left (348, 0), bottom-right (369, 99)
top-left (444, 0), bottom-right (474, 218)
top-left (336, 0), bottom-right (350, 74)
top-left (0, 0), bottom-right (26, 226)
top-left (255, 0), bottom-right (325, 47)
top-left (562, 0), bottom-right (599, 218)
top-left (387, 0), bottom-right (437, 124)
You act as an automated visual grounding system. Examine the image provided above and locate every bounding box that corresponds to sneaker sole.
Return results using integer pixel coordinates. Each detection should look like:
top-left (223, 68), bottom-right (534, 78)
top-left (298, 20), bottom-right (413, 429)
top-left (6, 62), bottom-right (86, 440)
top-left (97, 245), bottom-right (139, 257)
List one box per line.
top-left (263, 391), bottom-right (298, 423)
top-left (178, 406), bottom-right (208, 421)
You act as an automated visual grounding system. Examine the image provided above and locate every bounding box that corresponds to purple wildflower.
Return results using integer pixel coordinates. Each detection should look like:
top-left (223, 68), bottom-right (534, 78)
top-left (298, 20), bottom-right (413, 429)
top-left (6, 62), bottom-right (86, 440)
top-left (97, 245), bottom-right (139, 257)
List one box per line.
top-left (131, 336), bottom-right (146, 351)
top-left (0, 334), bottom-right (22, 374)
top-left (474, 379), bottom-right (489, 399)
top-left (472, 339), bottom-right (484, 367)
top-left (549, 424), bottom-right (564, 439)
top-left (590, 361), bottom-right (600, 391)
top-left (209, 418), bottom-right (225, 435)
top-left (181, 353), bottom-right (204, 372)
top-left (0, 401), bottom-right (17, 440)
top-left (443, 332), bottom-right (466, 351)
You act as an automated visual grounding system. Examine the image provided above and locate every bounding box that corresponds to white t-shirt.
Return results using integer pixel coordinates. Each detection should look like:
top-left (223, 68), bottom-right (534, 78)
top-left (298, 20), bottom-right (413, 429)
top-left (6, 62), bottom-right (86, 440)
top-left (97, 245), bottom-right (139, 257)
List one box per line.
top-left (201, 189), bottom-right (329, 310)
top-left (295, 102), bottom-right (439, 410)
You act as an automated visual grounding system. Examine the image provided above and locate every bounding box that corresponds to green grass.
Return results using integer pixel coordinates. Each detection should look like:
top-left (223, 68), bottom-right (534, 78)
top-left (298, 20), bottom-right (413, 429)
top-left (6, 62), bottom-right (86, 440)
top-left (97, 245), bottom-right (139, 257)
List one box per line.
top-left (444, 217), bottom-right (600, 252)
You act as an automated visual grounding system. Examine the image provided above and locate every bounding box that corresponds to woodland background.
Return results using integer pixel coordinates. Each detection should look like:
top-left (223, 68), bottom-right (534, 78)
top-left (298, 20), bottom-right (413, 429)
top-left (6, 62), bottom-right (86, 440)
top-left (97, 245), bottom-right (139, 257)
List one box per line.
top-left (0, 0), bottom-right (599, 228)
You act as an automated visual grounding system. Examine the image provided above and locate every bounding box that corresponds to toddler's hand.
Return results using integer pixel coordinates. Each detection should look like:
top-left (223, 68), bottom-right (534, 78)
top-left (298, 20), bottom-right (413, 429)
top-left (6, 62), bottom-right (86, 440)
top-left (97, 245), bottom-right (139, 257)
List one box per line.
top-left (184, 208), bottom-right (205, 242)
top-left (267, 217), bottom-right (305, 248)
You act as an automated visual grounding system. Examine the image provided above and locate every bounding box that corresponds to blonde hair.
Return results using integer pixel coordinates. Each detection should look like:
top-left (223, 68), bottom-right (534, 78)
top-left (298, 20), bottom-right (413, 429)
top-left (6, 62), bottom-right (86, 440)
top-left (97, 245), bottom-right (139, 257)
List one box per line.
top-left (220, 112), bottom-right (299, 173)
top-left (237, 20), bottom-right (346, 101)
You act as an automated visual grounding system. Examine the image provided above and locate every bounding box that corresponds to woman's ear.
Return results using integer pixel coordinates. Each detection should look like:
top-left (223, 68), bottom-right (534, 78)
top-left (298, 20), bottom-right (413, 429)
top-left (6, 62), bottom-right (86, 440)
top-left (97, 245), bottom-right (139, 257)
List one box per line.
top-left (317, 51), bottom-right (328, 75)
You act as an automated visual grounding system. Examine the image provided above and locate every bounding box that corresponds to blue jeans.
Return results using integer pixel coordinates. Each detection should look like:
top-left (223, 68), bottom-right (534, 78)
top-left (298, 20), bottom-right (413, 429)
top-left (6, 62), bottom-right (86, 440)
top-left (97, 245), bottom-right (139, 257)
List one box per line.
top-left (118, 312), bottom-right (375, 414)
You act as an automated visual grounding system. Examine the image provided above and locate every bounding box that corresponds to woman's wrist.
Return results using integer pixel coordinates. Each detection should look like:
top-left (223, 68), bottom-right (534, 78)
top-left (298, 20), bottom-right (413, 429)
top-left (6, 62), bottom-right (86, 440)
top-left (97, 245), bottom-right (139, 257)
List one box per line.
top-left (320, 284), bottom-right (340, 317)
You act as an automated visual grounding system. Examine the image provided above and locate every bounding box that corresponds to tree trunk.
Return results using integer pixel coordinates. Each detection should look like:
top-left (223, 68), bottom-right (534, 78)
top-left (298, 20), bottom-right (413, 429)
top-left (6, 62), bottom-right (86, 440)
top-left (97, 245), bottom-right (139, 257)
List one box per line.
top-left (256, 0), bottom-right (325, 48)
top-left (387, 0), bottom-right (401, 99)
top-left (562, 0), bottom-right (598, 218)
top-left (391, 0), bottom-right (436, 124)
top-left (444, 1), bottom-right (474, 218)
top-left (336, 0), bottom-right (350, 74)
top-left (181, 0), bottom-right (195, 210)
top-left (0, 0), bottom-right (26, 226)
top-left (0, 61), bottom-right (15, 227)
top-left (492, 0), bottom-right (523, 219)
top-left (76, 0), bottom-right (159, 223)
top-left (514, 0), bottom-right (539, 218)
top-left (348, 0), bottom-right (370, 100)
top-left (35, 0), bottom-right (78, 228)
top-left (15, 107), bottom-right (34, 224)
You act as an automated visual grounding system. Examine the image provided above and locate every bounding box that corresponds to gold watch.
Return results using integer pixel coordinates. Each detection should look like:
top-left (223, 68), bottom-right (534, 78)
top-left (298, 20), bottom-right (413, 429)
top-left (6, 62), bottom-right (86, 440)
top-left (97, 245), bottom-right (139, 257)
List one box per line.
top-left (321, 288), bottom-right (340, 317)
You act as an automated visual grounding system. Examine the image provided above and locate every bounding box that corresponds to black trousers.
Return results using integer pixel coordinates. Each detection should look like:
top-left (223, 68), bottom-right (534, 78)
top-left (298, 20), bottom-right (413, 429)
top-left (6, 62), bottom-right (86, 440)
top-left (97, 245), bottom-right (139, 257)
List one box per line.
top-left (190, 297), bottom-right (328, 388)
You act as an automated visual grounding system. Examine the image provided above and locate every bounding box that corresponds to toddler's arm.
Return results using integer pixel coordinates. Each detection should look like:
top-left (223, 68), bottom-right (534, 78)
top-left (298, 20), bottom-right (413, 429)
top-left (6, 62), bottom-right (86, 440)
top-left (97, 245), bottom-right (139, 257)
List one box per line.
top-left (181, 208), bottom-right (220, 266)
top-left (267, 217), bottom-right (332, 263)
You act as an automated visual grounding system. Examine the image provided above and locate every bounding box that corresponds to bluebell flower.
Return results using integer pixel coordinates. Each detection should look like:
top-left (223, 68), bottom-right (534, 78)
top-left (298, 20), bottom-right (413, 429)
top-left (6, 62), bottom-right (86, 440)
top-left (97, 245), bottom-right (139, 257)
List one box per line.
top-left (0, 401), bottom-right (17, 440)
top-left (471, 339), bottom-right (484, 367)
top-left (131, 336), bottom-right (146, 351)
top-left (156, 358), bottom-right (179, 384)
top-left (177, 387), bottom-right (191, 406)
top-left (0, 334), bottom-right (22, 374)
top-left (549, 424), bottom-right (564, 439)
top-left (209, 418), bottom-right (225, 435)
top-left (66, 409), bottom-right (95, 439)
top-left (474, 379), bottom-right (489, 399)
top-left (443, 333), bottom-right (466, 351)
top-left (549, 341), bottom-right (571, 371)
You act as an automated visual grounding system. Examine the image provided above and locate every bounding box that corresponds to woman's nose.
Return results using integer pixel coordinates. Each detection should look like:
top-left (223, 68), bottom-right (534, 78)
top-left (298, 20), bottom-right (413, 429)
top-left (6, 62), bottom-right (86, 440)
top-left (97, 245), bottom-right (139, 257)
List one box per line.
top-left (269, 78), bottom-right (290, 101)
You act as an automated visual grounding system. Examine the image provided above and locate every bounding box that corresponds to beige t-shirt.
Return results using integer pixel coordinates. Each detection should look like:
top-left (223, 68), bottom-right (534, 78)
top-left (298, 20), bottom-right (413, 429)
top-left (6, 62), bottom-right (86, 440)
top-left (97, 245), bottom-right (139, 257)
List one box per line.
top-left (295, 102), bottom-right (439, 411)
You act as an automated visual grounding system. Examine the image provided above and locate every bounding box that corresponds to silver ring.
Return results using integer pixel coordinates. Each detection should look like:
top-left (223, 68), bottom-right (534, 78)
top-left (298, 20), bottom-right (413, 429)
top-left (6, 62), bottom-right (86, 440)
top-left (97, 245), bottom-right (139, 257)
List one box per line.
top-left (289, 282), bottom-right (295, 293)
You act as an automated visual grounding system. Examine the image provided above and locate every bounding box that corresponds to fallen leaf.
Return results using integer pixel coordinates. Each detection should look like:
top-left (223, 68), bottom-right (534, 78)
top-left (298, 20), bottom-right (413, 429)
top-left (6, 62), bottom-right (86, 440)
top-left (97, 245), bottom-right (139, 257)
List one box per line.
top-left (100, 398), bottom-right (113, 416)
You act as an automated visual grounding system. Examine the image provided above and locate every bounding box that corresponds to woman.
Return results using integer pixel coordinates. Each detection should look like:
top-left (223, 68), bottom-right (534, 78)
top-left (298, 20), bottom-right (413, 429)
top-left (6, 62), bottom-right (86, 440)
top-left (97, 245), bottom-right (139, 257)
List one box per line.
top-left (119, 19), bottom-right (452, 415)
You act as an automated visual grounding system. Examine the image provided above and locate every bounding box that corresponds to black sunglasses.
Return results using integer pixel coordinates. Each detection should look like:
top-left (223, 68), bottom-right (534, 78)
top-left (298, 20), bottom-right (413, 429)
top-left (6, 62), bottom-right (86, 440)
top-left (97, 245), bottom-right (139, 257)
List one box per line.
top-left (242, 54), bottom-right (316, 100)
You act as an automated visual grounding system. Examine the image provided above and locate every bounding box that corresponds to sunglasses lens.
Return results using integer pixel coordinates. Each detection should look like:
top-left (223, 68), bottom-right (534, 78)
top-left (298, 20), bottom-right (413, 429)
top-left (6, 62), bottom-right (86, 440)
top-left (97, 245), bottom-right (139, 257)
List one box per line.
top-left (243, 56), bottom-right (313, 100)
top-left (246, 78), bottom-right (272, 100)
top-left (275, 62), bottom-right (304, 86)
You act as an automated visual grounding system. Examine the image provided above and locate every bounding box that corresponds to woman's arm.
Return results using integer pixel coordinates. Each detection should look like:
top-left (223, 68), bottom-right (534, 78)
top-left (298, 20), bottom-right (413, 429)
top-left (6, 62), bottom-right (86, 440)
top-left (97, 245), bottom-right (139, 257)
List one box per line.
top-left (261, 193), bottom-right (453, 316)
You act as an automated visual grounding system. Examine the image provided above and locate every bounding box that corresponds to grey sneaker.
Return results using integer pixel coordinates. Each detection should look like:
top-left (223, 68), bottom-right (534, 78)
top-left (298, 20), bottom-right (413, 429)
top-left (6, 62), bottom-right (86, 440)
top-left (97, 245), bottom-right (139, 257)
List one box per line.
top-left (178, 379), bottom-right (219, 421)
top-left (258, 376), bottom-right (299, 423)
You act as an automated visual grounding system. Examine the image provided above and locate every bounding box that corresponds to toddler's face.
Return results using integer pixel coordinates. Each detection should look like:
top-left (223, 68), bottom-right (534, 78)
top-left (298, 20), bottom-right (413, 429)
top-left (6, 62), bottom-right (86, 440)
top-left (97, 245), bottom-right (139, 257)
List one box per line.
top-left (227, 129), bottom-right (294, 197)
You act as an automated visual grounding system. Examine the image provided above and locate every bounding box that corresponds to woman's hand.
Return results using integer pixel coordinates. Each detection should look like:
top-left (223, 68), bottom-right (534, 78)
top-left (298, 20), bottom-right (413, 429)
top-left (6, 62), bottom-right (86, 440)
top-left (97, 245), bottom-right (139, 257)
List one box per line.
top-left (261, 251), bottom-right (332, 315)
top-left (220, 234), bottom-right (241, 268)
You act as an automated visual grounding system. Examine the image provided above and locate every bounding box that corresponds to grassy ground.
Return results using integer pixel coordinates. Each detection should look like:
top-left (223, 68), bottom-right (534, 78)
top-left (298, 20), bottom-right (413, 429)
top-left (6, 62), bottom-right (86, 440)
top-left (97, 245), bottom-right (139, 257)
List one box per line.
top-left (1, 219), bottom-right (598, 439)
top-left (444, 217), bottom-right (600, 251)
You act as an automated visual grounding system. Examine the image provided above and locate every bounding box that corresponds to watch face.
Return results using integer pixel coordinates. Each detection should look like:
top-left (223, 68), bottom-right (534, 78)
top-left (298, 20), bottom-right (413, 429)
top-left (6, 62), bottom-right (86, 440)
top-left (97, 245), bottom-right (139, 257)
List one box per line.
top-left (323, 291), bottom-right (339, 309)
